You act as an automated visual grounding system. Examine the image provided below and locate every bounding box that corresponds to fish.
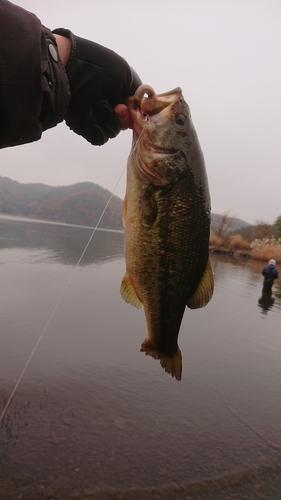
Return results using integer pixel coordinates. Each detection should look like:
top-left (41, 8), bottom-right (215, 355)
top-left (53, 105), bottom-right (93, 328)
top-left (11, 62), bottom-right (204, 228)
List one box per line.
top-left (120, 84), bottom-right (214, 381)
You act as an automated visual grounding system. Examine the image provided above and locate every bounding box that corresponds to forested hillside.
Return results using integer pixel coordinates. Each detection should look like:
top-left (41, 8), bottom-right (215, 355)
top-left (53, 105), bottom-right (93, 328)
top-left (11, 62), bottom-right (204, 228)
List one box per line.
top-left (0, 177), bottom-right (123, 229)
top-left (0, 176), bottom-right (253, 232)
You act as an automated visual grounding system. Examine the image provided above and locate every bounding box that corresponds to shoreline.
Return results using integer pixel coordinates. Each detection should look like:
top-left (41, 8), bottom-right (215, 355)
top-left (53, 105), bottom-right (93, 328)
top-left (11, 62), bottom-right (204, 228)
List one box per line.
top-left (209, 246), bottom-right (251, 259)
top-left (0, 213), bottom-right (279, 264)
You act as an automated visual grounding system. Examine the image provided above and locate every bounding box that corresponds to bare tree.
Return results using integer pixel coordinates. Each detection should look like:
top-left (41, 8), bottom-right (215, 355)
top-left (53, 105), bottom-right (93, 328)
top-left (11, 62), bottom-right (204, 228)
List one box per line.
top-left (274, 215), bottom-right (281, 239)
top-left (254, 220), bottom-right (273, 240)
top-left (211, 211), bottom-right (236, 238)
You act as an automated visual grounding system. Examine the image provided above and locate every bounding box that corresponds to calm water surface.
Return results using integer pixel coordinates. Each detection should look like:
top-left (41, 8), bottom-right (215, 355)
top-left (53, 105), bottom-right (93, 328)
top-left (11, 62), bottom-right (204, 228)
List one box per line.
top-left (0, 216), bottom-right (280, 500)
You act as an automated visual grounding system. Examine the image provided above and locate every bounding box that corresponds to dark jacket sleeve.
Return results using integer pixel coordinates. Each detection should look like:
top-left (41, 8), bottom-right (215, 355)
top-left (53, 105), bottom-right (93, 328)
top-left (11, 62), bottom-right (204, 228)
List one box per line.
top-left (0, 0), bottom-right (70, 149)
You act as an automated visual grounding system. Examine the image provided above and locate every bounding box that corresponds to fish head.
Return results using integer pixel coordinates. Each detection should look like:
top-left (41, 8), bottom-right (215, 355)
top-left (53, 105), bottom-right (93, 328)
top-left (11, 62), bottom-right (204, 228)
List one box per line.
top-left (127, 85), bottom-right (204, 188)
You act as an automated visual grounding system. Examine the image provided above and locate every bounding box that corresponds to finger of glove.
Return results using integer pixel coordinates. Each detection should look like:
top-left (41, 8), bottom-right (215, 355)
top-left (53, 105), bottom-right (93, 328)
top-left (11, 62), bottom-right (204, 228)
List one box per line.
top-left (84, 101), bottom-right (121, 145)
top-left (93, 100), bottom-right (121, 139)
top-left (68, 101), bottom-right (121, 146)
top-left (65, 111), bottom-right (107, 145)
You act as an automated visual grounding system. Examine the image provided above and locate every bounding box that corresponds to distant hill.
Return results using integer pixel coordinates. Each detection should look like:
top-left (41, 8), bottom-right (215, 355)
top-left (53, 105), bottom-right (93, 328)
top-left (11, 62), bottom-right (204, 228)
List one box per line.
top-left (0, 177), bottom-right (251, 231)
top-left (211, 212), bottom-right (250, 231)
top-left (0, 176), bottom-right (123, 229)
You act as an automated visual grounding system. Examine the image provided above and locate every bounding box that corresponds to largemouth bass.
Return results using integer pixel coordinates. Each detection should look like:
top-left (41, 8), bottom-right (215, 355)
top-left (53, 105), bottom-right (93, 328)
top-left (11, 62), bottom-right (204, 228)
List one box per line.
top-left (120, 85), bottom-right (214, 381)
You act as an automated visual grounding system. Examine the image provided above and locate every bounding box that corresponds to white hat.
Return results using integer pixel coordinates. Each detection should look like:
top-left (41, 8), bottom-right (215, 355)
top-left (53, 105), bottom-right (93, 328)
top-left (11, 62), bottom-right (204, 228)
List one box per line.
top-left (268, 259), bottom-right (276, 266)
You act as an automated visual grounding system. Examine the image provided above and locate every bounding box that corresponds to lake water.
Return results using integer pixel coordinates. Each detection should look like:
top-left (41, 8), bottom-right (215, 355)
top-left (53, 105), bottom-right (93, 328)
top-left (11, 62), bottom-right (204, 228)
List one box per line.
top-left (0, 215), bottom-right (280, 500)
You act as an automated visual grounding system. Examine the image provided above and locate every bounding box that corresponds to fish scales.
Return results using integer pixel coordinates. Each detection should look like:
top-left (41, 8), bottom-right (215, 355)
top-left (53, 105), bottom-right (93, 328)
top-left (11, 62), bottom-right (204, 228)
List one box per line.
top-left (120, 85), bottom-right (214, 380)
top-left (128, 179), bottom-right (209, 346)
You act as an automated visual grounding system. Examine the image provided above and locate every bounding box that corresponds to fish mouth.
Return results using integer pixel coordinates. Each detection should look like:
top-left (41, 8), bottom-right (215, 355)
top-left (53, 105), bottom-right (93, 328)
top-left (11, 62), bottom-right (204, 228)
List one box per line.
top-left (141, 86), bottom-right (182, 116)
top-left (127, 84), bottom-right (183, 137)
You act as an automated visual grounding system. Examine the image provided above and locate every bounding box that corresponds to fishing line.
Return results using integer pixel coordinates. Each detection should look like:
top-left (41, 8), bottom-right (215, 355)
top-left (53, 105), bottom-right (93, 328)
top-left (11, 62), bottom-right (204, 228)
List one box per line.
top-left (1, 166), bottom-right (126, 423)
top-left (0, 123), bottom-right (149, 424)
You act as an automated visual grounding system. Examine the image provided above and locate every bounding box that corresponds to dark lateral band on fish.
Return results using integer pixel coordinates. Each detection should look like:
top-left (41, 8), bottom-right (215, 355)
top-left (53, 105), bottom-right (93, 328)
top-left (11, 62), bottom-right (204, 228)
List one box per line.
top-left (121, 85), bottom-right (214, 381)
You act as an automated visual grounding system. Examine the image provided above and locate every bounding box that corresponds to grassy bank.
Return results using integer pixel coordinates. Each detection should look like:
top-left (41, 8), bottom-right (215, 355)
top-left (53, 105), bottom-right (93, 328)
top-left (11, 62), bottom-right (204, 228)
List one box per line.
top-left (250, 238), bottom-right (281, 263)
top-left (209, 235), bottom-right (281, 263)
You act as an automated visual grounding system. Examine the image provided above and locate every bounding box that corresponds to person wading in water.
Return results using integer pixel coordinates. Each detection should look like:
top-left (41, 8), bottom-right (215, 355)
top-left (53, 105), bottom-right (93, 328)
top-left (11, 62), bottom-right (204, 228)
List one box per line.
top-left (262, 259), bottom-right (279, 291)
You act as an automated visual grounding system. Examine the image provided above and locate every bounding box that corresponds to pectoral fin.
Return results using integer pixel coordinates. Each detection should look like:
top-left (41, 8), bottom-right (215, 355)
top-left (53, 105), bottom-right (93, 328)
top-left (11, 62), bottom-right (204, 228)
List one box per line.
top-left (186, 259), bottom-right (214, 309)
top-left (120, 273), bottom-right (143, 309)
top-left (139, 186), bottom-right (158, 227)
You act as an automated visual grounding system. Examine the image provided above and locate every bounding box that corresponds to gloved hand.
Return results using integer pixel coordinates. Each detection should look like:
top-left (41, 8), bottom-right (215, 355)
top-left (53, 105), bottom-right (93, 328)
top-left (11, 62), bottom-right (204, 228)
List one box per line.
top-left (52, 28), bottom-right (142, 145)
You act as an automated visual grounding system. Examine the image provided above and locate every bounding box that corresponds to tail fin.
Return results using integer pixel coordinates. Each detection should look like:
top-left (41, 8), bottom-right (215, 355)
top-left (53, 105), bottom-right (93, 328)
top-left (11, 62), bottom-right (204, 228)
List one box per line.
top-left (141, 339), bottom-right (182, 381)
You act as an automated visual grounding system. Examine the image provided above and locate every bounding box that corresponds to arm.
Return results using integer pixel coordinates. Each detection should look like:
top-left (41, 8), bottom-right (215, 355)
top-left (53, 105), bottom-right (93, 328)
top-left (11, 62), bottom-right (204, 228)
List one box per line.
top-left (53, 34), bottom-right (71, 66)
top-left (0, 0), bottom-right (141, 149)
top-left (0, 0), bottom-right (69, 148)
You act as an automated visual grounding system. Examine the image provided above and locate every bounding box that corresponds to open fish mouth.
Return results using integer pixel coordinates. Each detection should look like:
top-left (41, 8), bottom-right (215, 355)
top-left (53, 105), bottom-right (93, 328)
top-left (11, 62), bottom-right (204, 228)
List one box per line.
top-left (131, 85), bottom-right (156, 111)
top-left (141, 86), bottom-right (182, 116)
top-left (127, 85), bottom-right (183, 136)
top-left (132, 85), bottom-right (182, 114)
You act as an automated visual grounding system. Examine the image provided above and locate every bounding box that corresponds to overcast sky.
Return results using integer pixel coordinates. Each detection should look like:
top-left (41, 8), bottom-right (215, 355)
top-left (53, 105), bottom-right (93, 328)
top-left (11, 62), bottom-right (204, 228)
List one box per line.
top-left (1, 0), bottom-right (280, 224)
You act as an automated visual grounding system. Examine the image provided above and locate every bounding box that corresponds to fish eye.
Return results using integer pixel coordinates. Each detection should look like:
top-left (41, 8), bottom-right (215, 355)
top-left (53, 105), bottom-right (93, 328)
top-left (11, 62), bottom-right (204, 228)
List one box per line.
top-left (175, 113), bottom-right (187, 126)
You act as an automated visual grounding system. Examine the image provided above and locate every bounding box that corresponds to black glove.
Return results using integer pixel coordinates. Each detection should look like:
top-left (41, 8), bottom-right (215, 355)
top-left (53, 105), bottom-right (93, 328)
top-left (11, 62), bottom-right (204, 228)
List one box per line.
top-left (53, 28), bottom-right (142, 145)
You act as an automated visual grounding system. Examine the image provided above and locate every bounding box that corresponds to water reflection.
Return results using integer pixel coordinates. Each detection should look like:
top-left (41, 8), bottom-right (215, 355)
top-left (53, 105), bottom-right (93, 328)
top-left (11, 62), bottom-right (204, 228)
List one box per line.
top-left (1, 217), bottom-right (281, 500)
top-left (258, 288), bottom-right (275, 315)
top-left (0, 215), bottom-right (124, 265)
top-left (210, 252), bottom-right (281, 313)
